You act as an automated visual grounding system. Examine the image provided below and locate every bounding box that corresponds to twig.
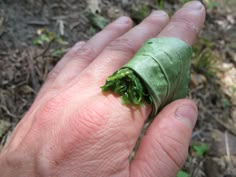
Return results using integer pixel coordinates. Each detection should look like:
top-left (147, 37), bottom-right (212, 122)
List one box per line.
top-left (57, 19), bottom-right (65, 36)
top-left (0, 105), bottom-right (16, 119)
top-left (43, 56), bottom-right (51, 81)
top-left (201, 105), bottom-right (236, 136)
top-left (0, 51), bottom-right (8, 56)
top-left (214, 117), bottom-right (236, 137)
top-left (224, 131), bottom-right (233, 166)
top-left (26, 50), bottom-right (40, 91)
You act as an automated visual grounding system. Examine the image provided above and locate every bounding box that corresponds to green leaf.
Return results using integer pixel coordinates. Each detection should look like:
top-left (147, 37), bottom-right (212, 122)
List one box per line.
top-left (233, 85), bottom-right (236, 93)
top-left (56, 37), bottom-right (69, 45)
top-left (193, 143), bottom-right (208, 156)
top-left (176, 170), bottom-right (190, 177)
top-left (33, 31), bottom-right (56, 46)
top-left (179, 0), bottom-right (191, 4)
top-left (87, 11), bottom-right (109, 30)
top-left (51, 48), bottom-right (68, 57)
top-left (207, 1), bottom-right (219, 9)
top-left (221, 98), bottom-right (231, 108)
top-left (102, 37), bottom-right (192, 118)
top-left (131, 4), bottom-right (150, 22)
top-left (33, 34), bottom-right (48, 45)
top-left (156, 0), bottom-right (165, 9)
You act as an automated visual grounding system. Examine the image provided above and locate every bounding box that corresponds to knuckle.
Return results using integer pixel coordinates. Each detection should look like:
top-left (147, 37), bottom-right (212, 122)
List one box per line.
top-left (146, 13), bottom-right (169, 24)
top-left (106, 37), bottom-right (137, 58)
top-left (104, 17), bottom-right (132, 31)
top-left (73, 44), bottom-right (97, 61)
top-left (104, 22), bottom-right (127, 32)
top-left (65, 41), bottom-right (86, 58)
top-left (171, 17), bottom-right (200, 34)
top-left (103, 24), bottom-right (121, 35)
top-left (47, 68), bottom-right (60, 81)
top-left (34, 94), bottom-right (67, 127)
top-left (73, 41), bottom-right (86, 49)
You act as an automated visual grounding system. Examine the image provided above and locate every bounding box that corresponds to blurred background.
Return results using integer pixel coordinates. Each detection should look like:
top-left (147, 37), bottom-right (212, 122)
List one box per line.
top-left (0, 0), bottom-right (235, 176)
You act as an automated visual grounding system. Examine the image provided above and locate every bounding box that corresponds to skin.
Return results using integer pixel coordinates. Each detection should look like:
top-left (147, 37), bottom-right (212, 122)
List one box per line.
top-left (0, 1), bottom-right (205, 177)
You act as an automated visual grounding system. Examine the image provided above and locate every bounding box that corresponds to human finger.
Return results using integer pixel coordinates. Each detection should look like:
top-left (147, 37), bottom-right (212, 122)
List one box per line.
top-left (81, 0), bottom-right (205, 115)
top-left (85, 10), bottom-right (169, 82)
top-left (158, 1), bottom-right (206, 45)
top-left (129, 2), bottom-right (205, 176)
top-left (130, 99), bottom-right (198, 177)
top-left (48, 16), bottom-right (132, 80)
top-left (37, 16), bottom-right (132, 96)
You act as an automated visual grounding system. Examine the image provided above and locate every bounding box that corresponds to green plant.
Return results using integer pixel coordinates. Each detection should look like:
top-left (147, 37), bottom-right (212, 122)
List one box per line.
top-left (192, 38), bottom-right (218, 77)
top-left (33, 29), bottom-right (68, 46)
top-left (193, 143), bottom-right (208, 156)
top-left (156, 0), bottom-right (165, 10)
top-left (51, 48), bottom-right (68, 57)
top-left (33, 30), bottom-right (55, 46)
top-left (33, 29), bottom-right (68, 59)
top-left (179, 0), bottom-right (191, 4)
top-left (102, 37), bottom-right (192, 118)
top-left (232, 85), bottom-right (236, 93)
top-left (101, 68), bottom-right (151, 105)
top-left (221, 97), bottom-right (231, 108)
top-left (87, 10), bottom-right (109, 30)
top-left (204, 0), bottom-right (219, 9)
top-left (176, 170), bottom-right (190, 177)
top-left (131, 3), bottom-right (151, 22)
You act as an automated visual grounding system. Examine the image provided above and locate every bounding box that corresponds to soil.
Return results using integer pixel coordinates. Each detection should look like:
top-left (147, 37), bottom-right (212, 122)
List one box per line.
top-left (0, 0), bottom-right (236, 176)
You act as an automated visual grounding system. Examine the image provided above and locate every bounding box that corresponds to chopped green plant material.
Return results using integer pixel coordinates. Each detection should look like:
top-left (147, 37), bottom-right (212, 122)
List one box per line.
top-left (101, 68), bottom-right (152, 105)
top-left (101, 37), bottom-right (192, 118)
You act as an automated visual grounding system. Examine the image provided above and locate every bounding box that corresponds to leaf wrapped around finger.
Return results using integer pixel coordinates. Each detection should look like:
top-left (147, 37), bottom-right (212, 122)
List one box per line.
top-left (101, 37), bottom-right (192, 118)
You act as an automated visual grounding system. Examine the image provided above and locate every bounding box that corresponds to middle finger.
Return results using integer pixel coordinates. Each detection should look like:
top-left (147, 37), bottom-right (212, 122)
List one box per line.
top-left (85, 10), bottom-right (169, 83)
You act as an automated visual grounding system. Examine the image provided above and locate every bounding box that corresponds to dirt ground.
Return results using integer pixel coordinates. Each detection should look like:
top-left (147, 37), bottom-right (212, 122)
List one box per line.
top-left (0, 0), bottom-right (236, 176)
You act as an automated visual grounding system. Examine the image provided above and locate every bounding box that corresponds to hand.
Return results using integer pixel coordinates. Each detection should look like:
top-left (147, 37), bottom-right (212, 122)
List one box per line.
top-left (0, 1), bottom-right (205, 177)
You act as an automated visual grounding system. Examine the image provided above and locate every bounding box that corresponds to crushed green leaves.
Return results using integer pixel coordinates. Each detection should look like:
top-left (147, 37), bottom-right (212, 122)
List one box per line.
top-left (101, 68), bottom-right (152, 105)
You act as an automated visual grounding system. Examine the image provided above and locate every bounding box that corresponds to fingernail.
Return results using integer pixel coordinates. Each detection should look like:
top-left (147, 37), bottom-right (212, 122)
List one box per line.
top-left (175, 104), bottom-right (198, 129)
top-left (183, 1), bottom-right (203, 10)
top-left (151, 10), bottom-right (167, 16)
top-left (115, 16), bottom-right (131, 24)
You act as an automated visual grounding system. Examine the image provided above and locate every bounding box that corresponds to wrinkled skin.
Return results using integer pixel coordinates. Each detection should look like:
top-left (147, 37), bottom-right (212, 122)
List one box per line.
top-left (0, 1), bottom-right (205, 177)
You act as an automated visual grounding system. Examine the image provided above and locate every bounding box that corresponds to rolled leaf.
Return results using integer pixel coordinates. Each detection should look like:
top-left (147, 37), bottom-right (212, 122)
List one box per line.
top-left (102, 37), bottom-right (192, 118)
